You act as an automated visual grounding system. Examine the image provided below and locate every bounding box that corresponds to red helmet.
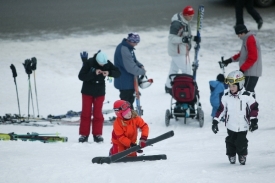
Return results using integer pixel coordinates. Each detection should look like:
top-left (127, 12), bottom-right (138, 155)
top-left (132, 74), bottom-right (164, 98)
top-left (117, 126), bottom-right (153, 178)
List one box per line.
top-left (182, 6), bottom-right (195, 16)
top-left (113, 100), bottom-right (131, 119)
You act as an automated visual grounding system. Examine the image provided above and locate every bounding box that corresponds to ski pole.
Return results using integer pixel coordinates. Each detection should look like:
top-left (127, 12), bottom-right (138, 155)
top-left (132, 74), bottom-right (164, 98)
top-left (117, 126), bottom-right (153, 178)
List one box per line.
top-left (23, 59), bottom-right (35, 120)
top-left (10, 64), bottom-right (21, 117)
top-left (31, 57), bottom-right (39, 117)
top-left (218, 56), bottom-right (226, 76)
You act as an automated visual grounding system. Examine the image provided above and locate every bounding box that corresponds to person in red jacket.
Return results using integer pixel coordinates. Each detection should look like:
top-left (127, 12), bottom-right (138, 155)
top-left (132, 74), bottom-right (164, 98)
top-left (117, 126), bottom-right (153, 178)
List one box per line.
top-left (109, 100), bottom-right (149, 157)
top-left (221, 24), bottom-right (262, 98)
top-left (78, 51), bottom-right (121, 143)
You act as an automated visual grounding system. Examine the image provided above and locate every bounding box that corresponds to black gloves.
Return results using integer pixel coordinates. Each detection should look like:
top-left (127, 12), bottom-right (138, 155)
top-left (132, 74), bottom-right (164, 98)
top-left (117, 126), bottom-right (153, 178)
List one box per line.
top-left (23, 59), bottom-right (32, 75)
top-left (10, 64), bottom-right (17, 78)
top-left (31, 57), bottom-right (37, 70)
top-left (80, 51), bottom-right (88, 62)
top-left (249, 118), bottom-right (258, 132)
top-left (212, 120), bottom-right (219, 134)
top-left (221, 58), bottom-right (232, 67)
top-left (193, 36), bottom-right (201, 44)
top-left (182, 35), bottom-right (192, 43)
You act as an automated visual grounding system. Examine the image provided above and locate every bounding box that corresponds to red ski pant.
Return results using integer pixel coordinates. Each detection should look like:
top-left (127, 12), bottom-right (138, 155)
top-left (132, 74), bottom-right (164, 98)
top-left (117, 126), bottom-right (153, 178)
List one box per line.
top-left (109, 144), bottom-right (137, 157)
top-left (79, 94), bottom-right (105, 136)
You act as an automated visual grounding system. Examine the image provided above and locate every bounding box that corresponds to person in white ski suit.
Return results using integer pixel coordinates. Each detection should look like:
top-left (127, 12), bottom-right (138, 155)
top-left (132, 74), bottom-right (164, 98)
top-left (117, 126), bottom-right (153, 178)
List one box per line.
top-left (165, 5), bottom-right (200, 94)
top-left (212, 70), bottom-right (259, 165)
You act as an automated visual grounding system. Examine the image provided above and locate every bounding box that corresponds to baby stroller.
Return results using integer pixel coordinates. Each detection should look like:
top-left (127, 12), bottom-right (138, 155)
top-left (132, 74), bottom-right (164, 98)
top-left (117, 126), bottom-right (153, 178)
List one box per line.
top-left (165, 74), bottom-right (204, 127)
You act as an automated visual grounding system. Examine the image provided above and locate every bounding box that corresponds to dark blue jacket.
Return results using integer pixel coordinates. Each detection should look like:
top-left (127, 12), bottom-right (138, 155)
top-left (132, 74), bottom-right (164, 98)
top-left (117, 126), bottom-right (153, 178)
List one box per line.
top-left (114, 39), bottom-right (145, 90)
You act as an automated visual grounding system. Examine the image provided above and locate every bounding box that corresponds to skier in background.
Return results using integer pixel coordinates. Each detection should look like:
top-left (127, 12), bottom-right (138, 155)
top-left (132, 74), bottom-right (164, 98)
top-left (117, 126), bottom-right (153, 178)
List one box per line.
top-left (165, 5), bottom-right (201, 94)
top-left (220, 24), bottom-right (262, 98)
top-left (78, 51), bottom-right (121, 143)
top-left (109, 100), bottom-right (149, 157)
top-left (114, 33), bottom-right (146, 109)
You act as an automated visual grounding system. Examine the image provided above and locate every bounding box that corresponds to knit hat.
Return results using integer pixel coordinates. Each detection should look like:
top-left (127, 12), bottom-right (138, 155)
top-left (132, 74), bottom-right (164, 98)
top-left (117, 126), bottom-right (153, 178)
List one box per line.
top-left (96, 51), bottom-right (108, 65)
top-left (235, 24), bottom-right (248, 35)
top-left (217, 74), bottom-right (225, 82)
top-left (127, 33), bottom-right (140, 43)
top-left (182, 6), bottom-right (195, 16)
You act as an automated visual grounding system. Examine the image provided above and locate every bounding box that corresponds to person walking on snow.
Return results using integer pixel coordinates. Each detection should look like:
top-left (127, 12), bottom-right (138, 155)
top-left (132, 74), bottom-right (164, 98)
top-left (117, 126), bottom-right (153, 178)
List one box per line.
top-left (78, 51), bottom-right (121, 143)
top-left (109, 100), bottom-right (149, 157)
top-left (114, 33), bottom-right (146, 109)
top-left (221, 24), bottom-right (262, 98)
top-left (235, 0), bottom-right (263, 30)
top-left (165, 5), bottom-right (201, 94)
top-left (212, 70), bottom-right (259, 165)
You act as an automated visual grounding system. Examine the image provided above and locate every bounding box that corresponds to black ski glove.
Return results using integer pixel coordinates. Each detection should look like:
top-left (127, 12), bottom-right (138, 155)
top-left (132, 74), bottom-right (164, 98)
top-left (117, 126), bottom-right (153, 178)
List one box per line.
top-left (212, 120), bottom-right (219, 134)
top-left (80, 51), bottom-right (88, 62)
top-left (130, 143), bottom-right (143, 153)
top-left (249, 118), bottom-right (258, 132)
top-left (31, 57), bottom-right (37, 71)
top-left (182, 35), bottom-right (192, 43)
top-left (23, 59), bottom-right (32, 75)
top-left (221, 58), bottom-right (232, 67)
top-left (193, 36), bottom-right (201, 44)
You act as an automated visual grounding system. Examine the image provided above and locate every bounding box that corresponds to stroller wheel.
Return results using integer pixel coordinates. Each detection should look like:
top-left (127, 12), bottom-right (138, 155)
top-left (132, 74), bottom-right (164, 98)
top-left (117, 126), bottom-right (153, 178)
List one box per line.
top-left (197, 108), bottom-right (204, 128)
top-left (165, 109), bottom-right (171, 127)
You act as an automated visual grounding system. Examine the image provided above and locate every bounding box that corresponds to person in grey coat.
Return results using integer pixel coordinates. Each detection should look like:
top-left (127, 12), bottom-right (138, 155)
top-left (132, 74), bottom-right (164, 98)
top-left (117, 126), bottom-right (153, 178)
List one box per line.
top-left (165, 6), bottom-right (200, 94)
top-left (221, 24), bottom-right (262, 98)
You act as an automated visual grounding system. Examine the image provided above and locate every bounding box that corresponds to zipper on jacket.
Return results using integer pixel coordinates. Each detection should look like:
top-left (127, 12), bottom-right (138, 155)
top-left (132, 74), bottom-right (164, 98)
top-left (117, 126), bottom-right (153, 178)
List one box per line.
top-left (240, 100), bottom-right (242, 111)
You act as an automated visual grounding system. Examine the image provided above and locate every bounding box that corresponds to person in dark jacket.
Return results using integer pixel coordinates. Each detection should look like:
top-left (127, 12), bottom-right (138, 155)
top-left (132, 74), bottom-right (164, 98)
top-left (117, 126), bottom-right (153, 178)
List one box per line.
top-left (235, 0), bottom-right (263, 30)
top-left (78, 51), bottom-right (121, 143)
top-left (114, 33), bottom-right (146, 109)
top-left (221, 24), bottom-right (262, 98)
top-left (209, 74), bottom-right (228, 118)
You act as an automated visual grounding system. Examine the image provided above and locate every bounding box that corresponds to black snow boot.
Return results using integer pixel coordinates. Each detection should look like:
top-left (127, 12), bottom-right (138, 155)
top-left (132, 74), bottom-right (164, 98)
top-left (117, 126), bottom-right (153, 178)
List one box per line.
top-left (238, 155), bottom-right (247, 165)
top-left (228, 155), bottom-right (236, 164)
top-left (93, 135), bottom-right (104, 143)
top-left (79, 135), bottom-right (89, 143)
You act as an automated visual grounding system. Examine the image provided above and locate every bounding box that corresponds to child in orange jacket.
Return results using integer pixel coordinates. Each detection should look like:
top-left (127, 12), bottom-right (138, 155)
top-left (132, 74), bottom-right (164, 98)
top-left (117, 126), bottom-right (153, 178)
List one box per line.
top-left (109, 100), bottom-right (149, 157)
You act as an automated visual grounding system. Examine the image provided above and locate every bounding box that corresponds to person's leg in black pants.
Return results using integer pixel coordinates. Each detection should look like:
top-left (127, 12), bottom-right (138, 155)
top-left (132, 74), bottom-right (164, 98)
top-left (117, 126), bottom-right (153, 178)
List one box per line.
top-left (245, 0), bottom-right (263, 24)
top-left (119, 89), bottom-right (135, 109)
top-left (235, 0), bottom-right (245, 25)
top-left (244, 76), bottom-right (259, 98)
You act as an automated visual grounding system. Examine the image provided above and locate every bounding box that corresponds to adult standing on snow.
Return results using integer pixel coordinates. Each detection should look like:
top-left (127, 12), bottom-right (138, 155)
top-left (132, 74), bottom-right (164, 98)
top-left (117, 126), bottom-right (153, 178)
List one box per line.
top-left (165, 5), bottom-right (201, 94)
top-left (114, 33), bottom-right (146, 109)
top-left (221, 24), bottom-right (262, 98)
top-left (78, 51), bottom-right (121, 143)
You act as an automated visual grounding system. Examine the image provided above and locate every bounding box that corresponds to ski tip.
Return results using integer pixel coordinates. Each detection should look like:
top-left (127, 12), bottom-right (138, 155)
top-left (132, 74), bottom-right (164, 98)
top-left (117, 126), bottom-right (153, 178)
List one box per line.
top-left (169, 130), bottom-right (175, 137)
top-left (100, 157), bottom-right (111, 164)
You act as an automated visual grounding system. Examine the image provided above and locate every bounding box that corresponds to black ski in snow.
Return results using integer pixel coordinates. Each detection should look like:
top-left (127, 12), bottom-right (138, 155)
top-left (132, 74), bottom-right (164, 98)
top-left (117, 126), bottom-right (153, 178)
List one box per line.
top-left (92, 154), bottom-right (167, 164)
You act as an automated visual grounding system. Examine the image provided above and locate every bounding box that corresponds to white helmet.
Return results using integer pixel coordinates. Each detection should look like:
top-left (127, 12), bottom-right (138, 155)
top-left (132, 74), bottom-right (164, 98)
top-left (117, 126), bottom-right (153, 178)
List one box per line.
top-left (138, 75), bottom-right (153, 89)
top-left (225, 70), bottom-right (245, 90)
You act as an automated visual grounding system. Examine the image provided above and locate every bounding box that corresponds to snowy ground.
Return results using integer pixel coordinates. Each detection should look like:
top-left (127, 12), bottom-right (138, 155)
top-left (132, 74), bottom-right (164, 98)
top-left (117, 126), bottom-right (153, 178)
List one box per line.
top-left (0, 17), bottom-right (275, 183)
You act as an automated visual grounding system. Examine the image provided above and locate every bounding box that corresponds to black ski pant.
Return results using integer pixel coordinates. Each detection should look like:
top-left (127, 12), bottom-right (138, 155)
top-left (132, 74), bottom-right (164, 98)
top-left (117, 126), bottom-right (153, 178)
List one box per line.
top-left (244, 76), bottom-right (259, 98)
top-left (119, 89), bottom-right (135, 109)
top-left (235, 0), bottom-right (262, 25)
top-left (225, 129), bottom-right (248, 157)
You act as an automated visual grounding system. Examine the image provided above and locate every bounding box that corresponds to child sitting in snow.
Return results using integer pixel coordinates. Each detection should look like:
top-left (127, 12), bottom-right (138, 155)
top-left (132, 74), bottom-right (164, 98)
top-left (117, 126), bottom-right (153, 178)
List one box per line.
top-left (211, 70), bottom-right (259, 165)
top-left (109, 100), bottom-right (149, 157)
top-left (209, 73), bottom-right (228, 119)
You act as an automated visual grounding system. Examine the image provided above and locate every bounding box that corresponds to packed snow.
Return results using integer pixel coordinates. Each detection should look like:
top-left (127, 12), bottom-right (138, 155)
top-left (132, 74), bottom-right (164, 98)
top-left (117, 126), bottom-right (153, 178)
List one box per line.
top-left (0, 17), bottom-right (275, 183)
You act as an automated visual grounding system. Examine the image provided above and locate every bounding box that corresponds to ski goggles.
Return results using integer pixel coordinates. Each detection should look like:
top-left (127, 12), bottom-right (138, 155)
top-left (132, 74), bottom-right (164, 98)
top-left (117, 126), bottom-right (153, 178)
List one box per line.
top-left (225, 76), bottom-right (245, 84)
top-left (114, 101), bottom-right (131, 111)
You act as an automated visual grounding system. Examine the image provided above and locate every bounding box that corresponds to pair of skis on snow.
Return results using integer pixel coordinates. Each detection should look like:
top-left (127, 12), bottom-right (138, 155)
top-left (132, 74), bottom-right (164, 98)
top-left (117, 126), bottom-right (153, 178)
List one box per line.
top-left (0, 132), bottom-right (68, 143)
top-left (92, 130), bottom-right (174, 164)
